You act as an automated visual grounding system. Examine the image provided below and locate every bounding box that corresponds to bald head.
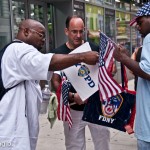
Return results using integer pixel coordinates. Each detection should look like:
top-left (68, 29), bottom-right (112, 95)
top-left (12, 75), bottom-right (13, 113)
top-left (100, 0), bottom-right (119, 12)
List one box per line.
top-left (65, 15), bottom-right (84, 29)
top-left (19, 19), bottom-right (45, 30)
top-left (65, 15), bottom-right (85, 49)
top-left (16, 19), bottom-right (46, 50)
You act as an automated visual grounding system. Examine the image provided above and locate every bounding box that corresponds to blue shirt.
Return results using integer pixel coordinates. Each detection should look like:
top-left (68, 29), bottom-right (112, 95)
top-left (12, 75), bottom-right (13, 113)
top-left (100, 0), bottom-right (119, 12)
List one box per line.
top-left (135, 33), bottom-right (150, 142)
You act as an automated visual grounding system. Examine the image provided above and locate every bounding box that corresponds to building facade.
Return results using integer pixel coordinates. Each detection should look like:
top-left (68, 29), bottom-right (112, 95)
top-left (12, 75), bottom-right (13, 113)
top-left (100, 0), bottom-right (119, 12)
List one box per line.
top-left (0, 0), bottom-right (144, 81)
top-left (0, 0), bottom-right (142, 51)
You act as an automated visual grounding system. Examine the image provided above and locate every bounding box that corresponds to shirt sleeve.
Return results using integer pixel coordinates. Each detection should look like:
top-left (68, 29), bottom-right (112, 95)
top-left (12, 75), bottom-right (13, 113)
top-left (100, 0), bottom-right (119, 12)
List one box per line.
top-left (19, 45), bottom-right (54, 80)
top-left (54, 71), bottom-right (61, 75)
top-left (2, 43), bottom-right (54, 87)
top-left (139, 34), bottom-right (150, 74)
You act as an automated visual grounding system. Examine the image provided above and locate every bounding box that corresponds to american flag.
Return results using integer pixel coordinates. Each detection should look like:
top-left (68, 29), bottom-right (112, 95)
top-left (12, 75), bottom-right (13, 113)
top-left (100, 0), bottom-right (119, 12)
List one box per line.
top-left (98, 32), bottom-right (123, 100)
top-left (56, 78), bottom-right (73, 128)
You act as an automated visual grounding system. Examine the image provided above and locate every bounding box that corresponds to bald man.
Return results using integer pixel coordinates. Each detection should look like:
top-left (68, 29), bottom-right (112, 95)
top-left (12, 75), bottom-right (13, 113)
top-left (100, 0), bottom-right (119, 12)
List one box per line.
top-left (51, 16), bottom-right (110, 150)
top-left (0, 19), bottom-right (99, 150)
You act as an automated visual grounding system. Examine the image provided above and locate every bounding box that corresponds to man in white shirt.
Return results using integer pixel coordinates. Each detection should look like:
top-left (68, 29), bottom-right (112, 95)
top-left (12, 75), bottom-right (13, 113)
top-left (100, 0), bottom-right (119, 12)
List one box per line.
top-left (0, 19), bottom-right (99, 150)
top-left (114, 2), bottom-right (150, 150)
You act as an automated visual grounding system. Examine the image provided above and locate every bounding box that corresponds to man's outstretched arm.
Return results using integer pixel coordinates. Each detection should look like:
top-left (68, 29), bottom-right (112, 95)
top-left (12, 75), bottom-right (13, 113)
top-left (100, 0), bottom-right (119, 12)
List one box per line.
top-left (49, 51), bottom-right (99, 71)
top-left (113, 45), bottom-right (150, 81)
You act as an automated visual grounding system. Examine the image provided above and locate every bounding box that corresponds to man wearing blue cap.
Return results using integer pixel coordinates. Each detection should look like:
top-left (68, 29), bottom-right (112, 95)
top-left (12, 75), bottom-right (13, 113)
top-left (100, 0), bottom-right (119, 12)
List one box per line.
top-left (113, 2), bottom-right (150, 150)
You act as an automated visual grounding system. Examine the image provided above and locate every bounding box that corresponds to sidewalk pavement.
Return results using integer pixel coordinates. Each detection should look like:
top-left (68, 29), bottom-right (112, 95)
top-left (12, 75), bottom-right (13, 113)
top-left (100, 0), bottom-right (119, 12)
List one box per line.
top-left (37, 79), bottom-right (137, 150)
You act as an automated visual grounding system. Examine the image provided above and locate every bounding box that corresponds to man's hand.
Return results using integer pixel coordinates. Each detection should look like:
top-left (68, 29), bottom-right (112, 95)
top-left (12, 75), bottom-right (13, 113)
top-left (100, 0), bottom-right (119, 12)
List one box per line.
top-left (49, 51), bottom-right (99, 71)
top-left (113, 44), bottom-right (129, 62)
top-left (80, 51), bottom-right (99, 65)
top-left (73, 93), bottom-right (85, 105)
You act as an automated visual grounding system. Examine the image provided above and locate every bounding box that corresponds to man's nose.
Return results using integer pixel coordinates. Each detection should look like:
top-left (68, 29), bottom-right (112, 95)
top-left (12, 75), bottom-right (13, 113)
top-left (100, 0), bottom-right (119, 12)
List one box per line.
top-left (76, 31), bottom-right (83, 37)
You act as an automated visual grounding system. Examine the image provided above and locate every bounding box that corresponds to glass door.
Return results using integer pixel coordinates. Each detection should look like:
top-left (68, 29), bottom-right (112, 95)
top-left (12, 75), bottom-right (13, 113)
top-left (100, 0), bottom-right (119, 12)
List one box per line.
top-left (46, 4), bottom-right (55, 52)
top-left (29, 1), bottom-right (45, 25)
top-left (105, 8), bottom-right (115, 42)
top-left (28, 1), bottom-right (54, 53)
top-left (28, 1), bottom-right (46, 53)
top-left (11, 0), bottom-right (55, 53)
top-left (12, 0), bottom-right (26, 38)
top-left (0, 0), bottom-right (12, 49)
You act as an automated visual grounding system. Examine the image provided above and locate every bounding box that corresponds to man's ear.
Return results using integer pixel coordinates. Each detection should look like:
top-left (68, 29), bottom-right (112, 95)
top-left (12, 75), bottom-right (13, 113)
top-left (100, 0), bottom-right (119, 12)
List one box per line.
top-left (24, 28), bottom-right (30, 37)
top-left (65, 28), bottom-right (68, 36)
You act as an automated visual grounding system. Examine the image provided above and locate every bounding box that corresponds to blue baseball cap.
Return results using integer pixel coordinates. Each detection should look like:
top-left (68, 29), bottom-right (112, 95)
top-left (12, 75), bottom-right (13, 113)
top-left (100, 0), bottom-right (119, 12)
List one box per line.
top-left (130, 2), bottom-right (150, 26)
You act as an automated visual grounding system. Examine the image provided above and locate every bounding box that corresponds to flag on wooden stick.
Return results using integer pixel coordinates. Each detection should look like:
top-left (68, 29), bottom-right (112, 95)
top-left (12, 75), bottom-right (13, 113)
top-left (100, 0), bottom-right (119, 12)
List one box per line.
top-left (56, 77), bottom-right (73, 128)
top-left (98, 32), bottom-right (123, 101)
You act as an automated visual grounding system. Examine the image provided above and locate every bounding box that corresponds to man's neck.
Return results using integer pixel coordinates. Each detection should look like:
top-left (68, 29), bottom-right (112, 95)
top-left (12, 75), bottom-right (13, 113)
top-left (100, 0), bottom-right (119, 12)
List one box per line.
top-left (66, 42), bottom-right (74, 50)
top-left (66, 40), bottom-right (84, 50)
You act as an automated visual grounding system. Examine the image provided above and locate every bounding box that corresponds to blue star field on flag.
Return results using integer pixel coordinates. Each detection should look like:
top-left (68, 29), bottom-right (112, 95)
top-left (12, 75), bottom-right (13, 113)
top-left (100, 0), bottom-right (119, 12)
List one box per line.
top-left (62, 80), bottom-right (71, 106)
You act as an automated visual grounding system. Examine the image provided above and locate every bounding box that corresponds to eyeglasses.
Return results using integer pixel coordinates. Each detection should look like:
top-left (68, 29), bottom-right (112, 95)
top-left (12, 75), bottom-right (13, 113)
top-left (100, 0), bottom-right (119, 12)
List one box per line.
top-left (69, 29), bottom-right (85, 35)
top-left (30, 28), bottom-right (45, 39)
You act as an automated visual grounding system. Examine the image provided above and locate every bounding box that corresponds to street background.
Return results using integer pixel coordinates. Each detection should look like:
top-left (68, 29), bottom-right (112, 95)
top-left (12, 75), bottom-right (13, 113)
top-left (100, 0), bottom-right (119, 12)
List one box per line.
top-left (37, 79), bottom-right (137, 150)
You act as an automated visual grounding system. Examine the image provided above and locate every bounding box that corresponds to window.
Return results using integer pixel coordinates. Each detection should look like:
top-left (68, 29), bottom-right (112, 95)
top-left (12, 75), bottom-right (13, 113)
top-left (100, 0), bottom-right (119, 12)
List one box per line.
top-left (47, 4), bottom-right (55, 51)
top-left (105, 0), bottom-right (115, 6)
top-left (74, 1), bottom-right (85, 20)
top-left (86, 4), bottom-right (104, 44)
top-left (105, 8), bottom-right (115, 42)
top-left (116, 11), bottom-right (131, 52)
top-left (0, 0), bottom-right (11, 49)
top-left (12, 0), bottom-right (25, 37)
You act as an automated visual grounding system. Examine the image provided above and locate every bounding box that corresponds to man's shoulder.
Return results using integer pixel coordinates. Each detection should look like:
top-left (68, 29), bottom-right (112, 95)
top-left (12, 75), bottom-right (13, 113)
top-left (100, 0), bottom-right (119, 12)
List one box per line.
top-left (51, 43), bottom-right (69, 54)
top-left (87, 41), bottom-right (99, 52)
top-left (143, 33), bottom-right (150, 44)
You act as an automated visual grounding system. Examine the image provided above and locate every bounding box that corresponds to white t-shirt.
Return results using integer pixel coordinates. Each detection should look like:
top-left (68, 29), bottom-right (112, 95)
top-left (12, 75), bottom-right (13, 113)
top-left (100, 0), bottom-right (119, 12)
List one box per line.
top-left (135, 33), bottom-right (150, 142)
top-left (0, 41), bottom-right (53, 150)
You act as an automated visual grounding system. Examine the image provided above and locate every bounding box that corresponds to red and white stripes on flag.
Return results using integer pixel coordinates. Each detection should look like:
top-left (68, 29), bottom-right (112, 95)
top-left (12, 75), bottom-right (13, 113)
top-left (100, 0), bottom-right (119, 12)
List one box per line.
top-left (56, 78), bottom-right (73, 128)
top-left (98, 32), bottom-right (124, 101)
